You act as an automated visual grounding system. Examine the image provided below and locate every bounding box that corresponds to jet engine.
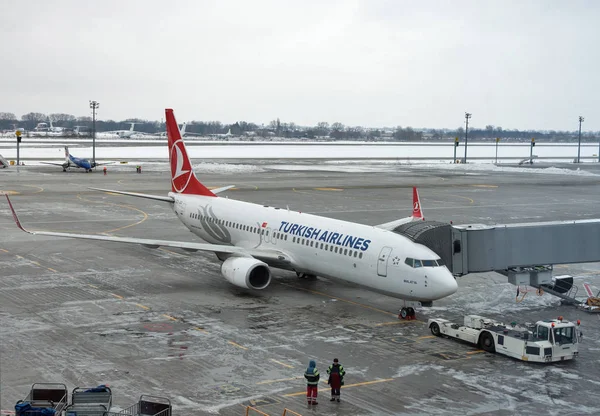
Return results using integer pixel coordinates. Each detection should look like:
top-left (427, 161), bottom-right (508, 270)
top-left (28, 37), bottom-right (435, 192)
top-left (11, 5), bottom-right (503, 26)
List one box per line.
top-left (220, 257), bottom-right (271, 290)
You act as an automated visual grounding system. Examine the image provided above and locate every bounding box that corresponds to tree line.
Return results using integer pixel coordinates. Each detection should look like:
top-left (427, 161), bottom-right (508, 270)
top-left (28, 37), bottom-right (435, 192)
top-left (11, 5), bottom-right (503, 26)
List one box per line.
top-left (0, 112), bottom-right (598, 142)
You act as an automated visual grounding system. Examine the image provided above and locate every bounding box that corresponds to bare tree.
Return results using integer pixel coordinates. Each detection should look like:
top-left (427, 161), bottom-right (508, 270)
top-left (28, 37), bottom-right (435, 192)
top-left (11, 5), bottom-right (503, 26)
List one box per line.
top-left (21, 112), bottom-right (46, 122)
top-left (0, 112), bottom-right (17, 120)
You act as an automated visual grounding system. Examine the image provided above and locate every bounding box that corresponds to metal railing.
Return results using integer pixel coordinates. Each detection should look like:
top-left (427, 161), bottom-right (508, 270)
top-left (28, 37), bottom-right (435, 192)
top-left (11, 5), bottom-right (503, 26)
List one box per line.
top-left (245, 406), bottom-right (270, 416)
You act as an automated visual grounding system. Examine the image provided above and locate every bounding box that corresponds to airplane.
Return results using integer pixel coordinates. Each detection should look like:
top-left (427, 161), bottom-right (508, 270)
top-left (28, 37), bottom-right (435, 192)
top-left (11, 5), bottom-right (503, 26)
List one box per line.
top-left (96, 123), bottom-right (139, 139)
top-left (209, 128), bottom-right (233, 139)
top-left (5, 109), bottom-right (457, 319)
top-left (40, 146), bottom-right (112, 172)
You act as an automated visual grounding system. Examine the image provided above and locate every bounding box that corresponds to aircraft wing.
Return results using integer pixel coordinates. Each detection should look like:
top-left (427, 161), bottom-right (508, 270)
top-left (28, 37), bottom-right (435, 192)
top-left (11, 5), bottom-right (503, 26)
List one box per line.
top-left (375, 187), bottom-right (425, 231)
top-left (5, 195), bottom-right (292, 265)
top-left (88, 185), bottom-right (235, 202)
top-left (375, 216), bottom-right (414, 231)
top-left (39, 162), bottom-right (68, 167)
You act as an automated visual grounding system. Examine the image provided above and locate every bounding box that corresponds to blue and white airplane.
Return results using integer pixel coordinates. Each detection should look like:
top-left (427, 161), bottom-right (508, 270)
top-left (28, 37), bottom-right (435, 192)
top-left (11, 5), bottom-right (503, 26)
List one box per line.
top-left (6, 109), bottom-right (457, 319)
top-left (41, 146), bottom-right (111, 172)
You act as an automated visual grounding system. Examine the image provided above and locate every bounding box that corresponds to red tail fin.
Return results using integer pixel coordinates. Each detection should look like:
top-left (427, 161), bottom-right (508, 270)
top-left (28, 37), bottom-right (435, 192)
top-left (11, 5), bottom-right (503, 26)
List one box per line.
top-left (412, 187), bottom-right (424, 220)
top-left (166, 109), bottom-right (215, 196)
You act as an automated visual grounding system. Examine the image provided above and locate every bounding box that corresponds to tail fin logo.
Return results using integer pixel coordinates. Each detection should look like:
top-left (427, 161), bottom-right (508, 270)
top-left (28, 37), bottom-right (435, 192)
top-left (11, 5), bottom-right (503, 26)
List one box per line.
top-left (170, 140), bottom-right (193, 193)
top-left (413, 201), bottom-right (420, 213)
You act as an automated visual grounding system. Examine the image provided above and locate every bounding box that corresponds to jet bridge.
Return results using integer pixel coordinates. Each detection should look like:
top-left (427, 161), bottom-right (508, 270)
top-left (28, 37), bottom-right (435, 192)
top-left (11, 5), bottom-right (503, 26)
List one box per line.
top-left (393, 219), bottom-right (600, 294)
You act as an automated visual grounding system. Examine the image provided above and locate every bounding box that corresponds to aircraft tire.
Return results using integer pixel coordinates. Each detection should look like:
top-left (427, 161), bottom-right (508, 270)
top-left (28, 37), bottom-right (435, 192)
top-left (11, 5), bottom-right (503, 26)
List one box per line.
top-left (430, 322), bottom-right (441, 336)
top-left (400, 307), bottom-right (408, 319)
top-left (480, 332), bottom-right (496, 353)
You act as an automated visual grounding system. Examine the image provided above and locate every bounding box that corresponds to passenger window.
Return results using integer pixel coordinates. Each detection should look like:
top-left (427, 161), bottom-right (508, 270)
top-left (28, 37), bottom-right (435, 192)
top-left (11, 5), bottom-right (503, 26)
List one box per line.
top-left (359, 252), bottom-right (363, 259)
top-left (285, 235), bottom-right (288, 241)
top-left (293, 237), bottom-right (296, 243)
top-left (404, 258), bottom-right (414, 267)
top-left (320, 243), bottom-right (323, 249)
top-left (343, 249), bottom-right (347, 255)
top-left (353, 251), bottom-right (357, 257)
top-left (310, 241), bottom-right (313, 247)
top-left (414, 260), bottom-right (422, 268)
top-left (335, 247), bottom-right (338, 253)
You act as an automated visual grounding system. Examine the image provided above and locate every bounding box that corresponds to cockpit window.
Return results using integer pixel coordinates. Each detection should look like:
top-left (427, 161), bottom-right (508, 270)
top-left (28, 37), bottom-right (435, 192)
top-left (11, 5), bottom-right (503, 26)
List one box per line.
top-left (404, 258), bottom-right (446, 268)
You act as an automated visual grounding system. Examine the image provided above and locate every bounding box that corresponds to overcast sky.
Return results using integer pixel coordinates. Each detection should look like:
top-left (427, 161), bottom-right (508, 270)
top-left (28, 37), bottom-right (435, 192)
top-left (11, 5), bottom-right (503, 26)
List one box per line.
top-left (1, 0), bottom-right (598, 130)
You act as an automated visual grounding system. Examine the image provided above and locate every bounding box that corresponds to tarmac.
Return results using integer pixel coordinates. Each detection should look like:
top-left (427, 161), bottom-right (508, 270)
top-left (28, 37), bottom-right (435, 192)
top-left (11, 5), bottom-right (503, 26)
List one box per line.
top-left (1, 161), bottom-right (600, 415)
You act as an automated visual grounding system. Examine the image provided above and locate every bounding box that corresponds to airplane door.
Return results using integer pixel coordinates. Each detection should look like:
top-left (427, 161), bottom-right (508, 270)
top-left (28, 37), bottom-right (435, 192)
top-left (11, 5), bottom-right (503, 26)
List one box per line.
top-left (377, 246), bottom-right (393, 277)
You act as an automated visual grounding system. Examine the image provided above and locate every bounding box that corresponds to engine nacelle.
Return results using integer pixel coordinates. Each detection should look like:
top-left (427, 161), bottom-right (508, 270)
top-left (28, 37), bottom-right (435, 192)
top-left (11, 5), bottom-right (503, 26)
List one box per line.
top-left (220, 257), bottom-right (271, 290)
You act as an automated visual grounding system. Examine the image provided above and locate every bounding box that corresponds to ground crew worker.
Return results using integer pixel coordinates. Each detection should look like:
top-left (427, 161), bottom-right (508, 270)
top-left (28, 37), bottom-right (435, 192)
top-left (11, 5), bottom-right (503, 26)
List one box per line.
top-left (304, 360), bottom-right (320, 405)
top-left (327, 358), bottom-right (345, 402)
top-left (103, 166), bottom-right (107, 175)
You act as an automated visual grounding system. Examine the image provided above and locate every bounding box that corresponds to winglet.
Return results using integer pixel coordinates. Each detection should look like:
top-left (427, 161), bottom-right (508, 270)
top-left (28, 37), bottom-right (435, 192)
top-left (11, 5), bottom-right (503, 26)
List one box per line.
top-left (166, 109), bottom-right (216, 197)
top-left (5, 195), bottom-right (31, 234)
top-left (412, 187), bottom-right (424, 220)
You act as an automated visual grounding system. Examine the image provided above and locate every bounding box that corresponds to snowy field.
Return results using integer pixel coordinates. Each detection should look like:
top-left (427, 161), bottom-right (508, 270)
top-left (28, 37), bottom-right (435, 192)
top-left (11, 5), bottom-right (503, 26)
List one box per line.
top-left (1, 142), bottom-right (599, 163)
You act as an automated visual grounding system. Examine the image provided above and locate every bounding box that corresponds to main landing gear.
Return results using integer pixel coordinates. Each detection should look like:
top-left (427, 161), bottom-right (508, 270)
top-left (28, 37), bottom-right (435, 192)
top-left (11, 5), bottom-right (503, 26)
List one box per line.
top-left (296, 272), bottom-right (317, 281)
top-left (399, 307), bottom-right (416, 320)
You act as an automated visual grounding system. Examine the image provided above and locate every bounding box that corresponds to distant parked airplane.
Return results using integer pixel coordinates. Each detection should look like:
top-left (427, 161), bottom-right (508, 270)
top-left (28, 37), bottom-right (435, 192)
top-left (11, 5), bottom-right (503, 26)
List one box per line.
top-left (40, 146), bottom-right (112, 172)
top-left (96, 123), bottom-right (139, 138)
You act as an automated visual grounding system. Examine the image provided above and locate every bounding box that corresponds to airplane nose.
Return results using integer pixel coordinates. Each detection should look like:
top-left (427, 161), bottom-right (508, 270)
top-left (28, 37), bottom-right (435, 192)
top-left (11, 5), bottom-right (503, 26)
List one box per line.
top-left (431, 269), bottom-right (458, 299)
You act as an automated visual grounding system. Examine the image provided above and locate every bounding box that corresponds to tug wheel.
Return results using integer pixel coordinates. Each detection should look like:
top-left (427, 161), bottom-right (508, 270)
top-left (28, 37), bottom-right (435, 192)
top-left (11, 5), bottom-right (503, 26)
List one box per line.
top-left (430, 322), bottom-right (441, 336)
top-left (480, 332), bottom-right (496, 353)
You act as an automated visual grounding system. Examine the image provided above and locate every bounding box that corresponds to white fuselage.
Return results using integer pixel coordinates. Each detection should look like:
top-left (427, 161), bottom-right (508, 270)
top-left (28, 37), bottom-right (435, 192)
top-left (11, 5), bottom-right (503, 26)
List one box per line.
top-left (171, 193), bottom-right (457, 302)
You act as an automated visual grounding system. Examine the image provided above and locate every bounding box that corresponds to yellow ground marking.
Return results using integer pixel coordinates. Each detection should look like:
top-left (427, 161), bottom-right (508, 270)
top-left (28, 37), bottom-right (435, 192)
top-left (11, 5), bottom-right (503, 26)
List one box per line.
top-left (470, 184), bottom-right (498, 188)
top-left (195, 327), bottom-right (209, 334)
top-left (23, 185), bottom-right (44, 193)
top-left (88, 284), bottom-right (98, 288)
top-left (76, 193), bottom-right (149, 234)
top-left (438, 353), bottom-right (451, 360)
top-left (270, 359), bottom-right (294, 369)
top-left (314, 187), bottom-right (343, 191)
top-left (228, 341), bottom-right (248, 350)
top-left (162, 314), bottom-right (178, 321)
top-left (135, 303), bottom-right (150, 310)
top-left (46, 267), bottom-right (58, 273)
top-left (279, 282), bottom-right (400, 318)
top-left (111, 293), bottom-right (124, 300)
top-left (256, 376), bottom-right (304, 386)
top-left (0, 190), bottom-right (20, 195)
top-left (375, 320), bottom-right (422, 326)
top-left (448, 194), bottom-right (474, 204)
top-left (417, 335), bottom-right (436, 340)
top-left (283, 378), bottom-right (394, 397)
top-left (466, 350), bottom-right (485, 355)
top-left (104, 192), bottom-right (123, 196)
top-left (224, 185), bottom-right (258, 191)
top-left (0, 249), bottom-right (9, 253)
top-left (30, 261), bottom-right (41, 266)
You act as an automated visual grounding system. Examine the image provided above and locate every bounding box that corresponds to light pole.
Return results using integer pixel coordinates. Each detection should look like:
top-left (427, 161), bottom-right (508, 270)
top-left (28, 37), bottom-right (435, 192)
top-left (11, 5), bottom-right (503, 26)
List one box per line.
top-left (577, 116), bottom-right (584, 163)
top-left (464, 112), bottom-right (471, 163)
top-left (90, 100), bottom-right (99, 166)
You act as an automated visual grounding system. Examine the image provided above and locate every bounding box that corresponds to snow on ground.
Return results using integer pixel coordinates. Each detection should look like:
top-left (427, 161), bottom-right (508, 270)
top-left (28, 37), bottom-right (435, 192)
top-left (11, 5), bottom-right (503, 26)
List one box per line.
top-left (2, 143), bottom-right (599, 160)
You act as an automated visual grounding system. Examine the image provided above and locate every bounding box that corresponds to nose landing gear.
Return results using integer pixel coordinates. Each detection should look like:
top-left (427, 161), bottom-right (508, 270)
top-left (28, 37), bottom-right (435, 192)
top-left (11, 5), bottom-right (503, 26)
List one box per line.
top-left (399, 307), bottom-right (416, 320)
